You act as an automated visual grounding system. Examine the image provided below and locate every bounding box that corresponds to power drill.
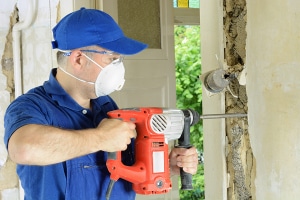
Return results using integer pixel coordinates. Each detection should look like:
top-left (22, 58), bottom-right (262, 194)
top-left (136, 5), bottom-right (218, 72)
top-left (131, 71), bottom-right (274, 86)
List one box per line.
top-left (105, 107), bottom-right (200, 199)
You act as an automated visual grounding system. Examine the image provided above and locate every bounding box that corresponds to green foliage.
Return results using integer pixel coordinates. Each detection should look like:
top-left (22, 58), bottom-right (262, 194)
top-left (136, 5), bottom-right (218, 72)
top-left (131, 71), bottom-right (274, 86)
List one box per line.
top-left (175, 25), bottom-right (202, 150)
top-left (174, 25), bottom-right (204, 200)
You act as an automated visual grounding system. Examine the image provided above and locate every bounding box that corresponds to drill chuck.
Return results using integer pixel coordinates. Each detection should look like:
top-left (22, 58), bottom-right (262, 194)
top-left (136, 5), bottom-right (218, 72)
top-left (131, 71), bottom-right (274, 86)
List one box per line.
top-left (187, 109), bottom-right (200, 126)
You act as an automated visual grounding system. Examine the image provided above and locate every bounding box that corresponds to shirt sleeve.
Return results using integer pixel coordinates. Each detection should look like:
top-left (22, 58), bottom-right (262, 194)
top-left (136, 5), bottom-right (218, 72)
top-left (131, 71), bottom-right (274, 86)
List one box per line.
top-left (4, 95), bottom-right (49, 149)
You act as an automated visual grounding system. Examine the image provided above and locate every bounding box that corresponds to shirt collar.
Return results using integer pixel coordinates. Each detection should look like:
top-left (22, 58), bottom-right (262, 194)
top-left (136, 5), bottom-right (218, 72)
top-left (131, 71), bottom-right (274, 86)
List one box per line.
top-left (43, 68), bottom-right (111, 111)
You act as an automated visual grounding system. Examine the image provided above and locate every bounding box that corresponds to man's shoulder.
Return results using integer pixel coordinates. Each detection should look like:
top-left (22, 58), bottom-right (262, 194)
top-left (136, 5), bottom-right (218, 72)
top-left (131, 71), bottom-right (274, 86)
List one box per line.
top-left (20, 86), bottom-right (46, 98)
top-left (10, 86), bottom-right (51, 109)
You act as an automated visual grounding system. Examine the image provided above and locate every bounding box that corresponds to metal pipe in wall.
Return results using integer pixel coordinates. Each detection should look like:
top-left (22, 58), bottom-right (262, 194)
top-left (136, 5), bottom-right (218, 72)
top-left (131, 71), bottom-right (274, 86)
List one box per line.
top-left (12, 0), bottom-right (38, 98)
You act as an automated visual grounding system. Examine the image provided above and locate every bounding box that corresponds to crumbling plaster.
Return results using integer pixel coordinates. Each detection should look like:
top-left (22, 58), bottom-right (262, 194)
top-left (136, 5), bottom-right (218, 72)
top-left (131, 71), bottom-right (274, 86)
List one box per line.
top-left (0, 0), bottom-right (59, 198)
top-left (223, 0), bottom-right (255, 199)
top-left (202, 0), bottom-right (300, 199)
top-left (0, 1), bottom-right (19, 199)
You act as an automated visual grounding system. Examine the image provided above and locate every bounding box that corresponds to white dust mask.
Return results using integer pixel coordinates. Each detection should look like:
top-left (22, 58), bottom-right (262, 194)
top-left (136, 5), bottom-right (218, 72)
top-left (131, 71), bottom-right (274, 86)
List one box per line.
top-left (82, 54), bottom-right (125, 97)
top-left (59, 53), bottom-right (125, 97)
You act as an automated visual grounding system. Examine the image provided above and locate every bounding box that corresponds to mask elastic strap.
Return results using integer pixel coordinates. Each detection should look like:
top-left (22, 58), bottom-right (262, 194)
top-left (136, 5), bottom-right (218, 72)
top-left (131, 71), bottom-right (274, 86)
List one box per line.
top-left (58, 67), bottom-right (95, 85)
top-left (82, 53), bottom-right (105, 70)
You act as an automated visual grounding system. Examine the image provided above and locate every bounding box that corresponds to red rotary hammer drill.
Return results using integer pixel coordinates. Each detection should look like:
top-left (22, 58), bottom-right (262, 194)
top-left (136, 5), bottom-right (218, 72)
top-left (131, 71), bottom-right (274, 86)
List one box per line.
top-left (105, 107), bottom-right (200, 199)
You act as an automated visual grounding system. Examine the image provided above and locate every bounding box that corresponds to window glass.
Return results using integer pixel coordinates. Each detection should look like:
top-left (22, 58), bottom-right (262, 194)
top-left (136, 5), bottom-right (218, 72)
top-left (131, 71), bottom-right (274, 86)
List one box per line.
top-left (173, 0), bottom-right (200, 8)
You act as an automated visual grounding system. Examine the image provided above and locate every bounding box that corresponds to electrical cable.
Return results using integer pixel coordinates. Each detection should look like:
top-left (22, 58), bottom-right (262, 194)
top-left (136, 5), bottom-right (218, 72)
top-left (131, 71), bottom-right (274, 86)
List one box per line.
top-left (105, 180), bottom-right (116, 200)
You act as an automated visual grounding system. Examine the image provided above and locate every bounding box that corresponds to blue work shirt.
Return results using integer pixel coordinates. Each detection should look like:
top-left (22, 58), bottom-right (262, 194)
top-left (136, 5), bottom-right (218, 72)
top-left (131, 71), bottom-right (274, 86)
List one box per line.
top-left (4, 68), bottom-right (135, 200)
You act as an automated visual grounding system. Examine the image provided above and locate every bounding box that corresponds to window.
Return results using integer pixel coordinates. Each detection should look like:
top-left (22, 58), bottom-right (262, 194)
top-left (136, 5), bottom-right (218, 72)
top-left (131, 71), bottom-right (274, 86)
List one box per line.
top-left (173, 0), bottom-right (200, 8)
top-left (173, 0), bottom-right (200, 25)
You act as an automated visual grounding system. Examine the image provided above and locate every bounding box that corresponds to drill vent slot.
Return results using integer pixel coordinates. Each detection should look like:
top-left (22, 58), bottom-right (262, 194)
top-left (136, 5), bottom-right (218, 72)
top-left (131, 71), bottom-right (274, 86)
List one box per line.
top-left (152, 142), bottom-right (165, 147)
top-left (151, 114), bottom-right (167, 133)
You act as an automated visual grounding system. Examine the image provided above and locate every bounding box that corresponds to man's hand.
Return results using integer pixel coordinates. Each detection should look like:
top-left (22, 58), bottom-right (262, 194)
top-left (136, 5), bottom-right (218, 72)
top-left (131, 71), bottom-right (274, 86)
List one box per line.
top-left (95, 118), bottom-right (136, 152)
top-left (8, 118), bottom-right (136, 166)
top-left (169, 146), bottom-right (198, 176)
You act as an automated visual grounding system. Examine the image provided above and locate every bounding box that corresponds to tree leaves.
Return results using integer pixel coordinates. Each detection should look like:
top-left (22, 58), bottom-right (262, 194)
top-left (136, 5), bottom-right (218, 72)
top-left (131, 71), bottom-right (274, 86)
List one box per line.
top-left (175, 25), bottom-right (202, 150)
top-left (175, 25), bottom-right (205, 200)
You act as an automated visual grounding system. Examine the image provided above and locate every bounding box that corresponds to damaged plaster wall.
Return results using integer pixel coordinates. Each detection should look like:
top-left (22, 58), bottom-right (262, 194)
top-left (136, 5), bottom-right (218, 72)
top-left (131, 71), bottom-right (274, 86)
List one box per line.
top-left (225, 0), bottom-right (300, 199)
top-left (200, 0), bottom-right (300, 199)
top-left (1, 7), bottom-right (17, 101)
top-left (0, 0), bottom-right (59, 199)
top-left (0, 1), bottom-right (20, 199)
top-left (247, 0), bottom-right (300, 199)
top-left (224, 0), bottom-right (256, 199)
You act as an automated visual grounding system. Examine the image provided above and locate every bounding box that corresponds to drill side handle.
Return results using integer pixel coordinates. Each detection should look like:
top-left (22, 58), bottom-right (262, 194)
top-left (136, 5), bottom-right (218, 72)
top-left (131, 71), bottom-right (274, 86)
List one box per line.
top-left (179, 165), bottom-right (193, 190)
top-left (176, 110), bottom-right (194, 190)
top-left (175, 144), bottom-right (193, 190)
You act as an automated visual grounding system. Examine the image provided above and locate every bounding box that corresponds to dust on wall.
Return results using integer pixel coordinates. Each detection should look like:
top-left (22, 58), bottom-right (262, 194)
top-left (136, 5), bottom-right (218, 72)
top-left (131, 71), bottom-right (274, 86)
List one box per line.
top-left (1, 6), bottom-right (18, 101)
top-left (0, 5), bottom-right (20, 194)
top-left (223, 0), bottom-right (256, 199)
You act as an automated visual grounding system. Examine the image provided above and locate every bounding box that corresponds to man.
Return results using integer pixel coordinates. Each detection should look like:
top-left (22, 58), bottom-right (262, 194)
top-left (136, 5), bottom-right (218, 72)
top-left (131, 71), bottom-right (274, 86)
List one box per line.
top-left (4, 8), bottom-right (198, 200)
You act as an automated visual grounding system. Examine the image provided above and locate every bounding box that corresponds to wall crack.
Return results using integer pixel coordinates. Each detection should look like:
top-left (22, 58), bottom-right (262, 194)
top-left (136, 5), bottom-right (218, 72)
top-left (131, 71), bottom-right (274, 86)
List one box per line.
top-left (1, 5), bottom-right (19, 101)
top-left (224, 0), bottom-right (256, 200)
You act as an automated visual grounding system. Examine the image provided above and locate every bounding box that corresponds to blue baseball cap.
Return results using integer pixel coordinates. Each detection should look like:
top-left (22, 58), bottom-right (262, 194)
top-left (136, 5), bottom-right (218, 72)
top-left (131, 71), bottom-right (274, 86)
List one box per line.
top-left (52, 8), bottom-right (147, 55)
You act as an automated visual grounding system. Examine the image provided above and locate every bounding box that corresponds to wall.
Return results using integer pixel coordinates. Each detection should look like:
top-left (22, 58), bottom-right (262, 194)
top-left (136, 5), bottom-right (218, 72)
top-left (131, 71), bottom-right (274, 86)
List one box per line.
top-left (223, 0), bottom-right (255, 199)
top-left (200, 0), bottom-right (228, 199)
top-left (1, 1), bottom-right (21, 199)
top-left (202, 0), bottom-right (300, 199)
top-left (0, 0), bottom-right (58, 198)
top-left (201, 0), bottom-right (253, 199)
top-left (247, 0), bottom-right (300, 199)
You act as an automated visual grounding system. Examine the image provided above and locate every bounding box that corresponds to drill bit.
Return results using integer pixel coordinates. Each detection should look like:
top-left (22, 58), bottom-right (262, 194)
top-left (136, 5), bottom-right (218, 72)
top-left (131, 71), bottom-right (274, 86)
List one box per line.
top-left (200, 113), bottom-right (247, 119)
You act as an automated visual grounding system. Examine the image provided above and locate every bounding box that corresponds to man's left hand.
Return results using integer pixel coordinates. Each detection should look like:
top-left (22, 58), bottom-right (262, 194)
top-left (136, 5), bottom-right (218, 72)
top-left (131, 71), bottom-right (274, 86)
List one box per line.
top-left (169, 146), bottom-right (198, 176)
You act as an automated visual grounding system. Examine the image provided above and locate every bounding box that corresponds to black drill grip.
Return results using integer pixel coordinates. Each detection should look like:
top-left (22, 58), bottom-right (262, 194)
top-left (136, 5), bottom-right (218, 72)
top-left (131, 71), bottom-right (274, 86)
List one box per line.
top-left (180, 167), bottom-right (193, 190)
top-left (176, 143), bottom-right (193, 190)
top-left (176, 109), bottom-right (200, 190)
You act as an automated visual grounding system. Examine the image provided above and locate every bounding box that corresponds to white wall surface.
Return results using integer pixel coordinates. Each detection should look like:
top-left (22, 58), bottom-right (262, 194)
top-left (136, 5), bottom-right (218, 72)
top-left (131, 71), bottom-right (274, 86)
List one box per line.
top-left (200, 0), bottom-right (228, 199)
top-left (0, 0), bottom-right (17, 168)
top-left (20, 0), bottom-right (59, 93)
top-left (247, 0), bottom-right (300, 199)
top-left (0, 0), bottom-right (59, 198)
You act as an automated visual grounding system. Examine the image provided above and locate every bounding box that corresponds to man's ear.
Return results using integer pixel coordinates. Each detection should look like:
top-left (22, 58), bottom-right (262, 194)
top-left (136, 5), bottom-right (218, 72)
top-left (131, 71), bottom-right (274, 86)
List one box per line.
top-left (69, 50), bottom-right (87, 69)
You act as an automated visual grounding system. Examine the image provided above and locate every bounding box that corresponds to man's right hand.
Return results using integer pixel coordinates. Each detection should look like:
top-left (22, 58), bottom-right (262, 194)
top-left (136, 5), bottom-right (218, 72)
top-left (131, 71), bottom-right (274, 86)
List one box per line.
top-left (8, 120), bottom-right (136, 166)
top-left (94, 118), bottom-right (136, 152)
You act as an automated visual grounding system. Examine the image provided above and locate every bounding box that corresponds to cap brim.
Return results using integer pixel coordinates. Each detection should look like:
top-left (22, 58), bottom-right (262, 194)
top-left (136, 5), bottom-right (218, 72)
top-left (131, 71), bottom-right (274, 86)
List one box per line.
top-left (98, 37), bottom-right (148, 55)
